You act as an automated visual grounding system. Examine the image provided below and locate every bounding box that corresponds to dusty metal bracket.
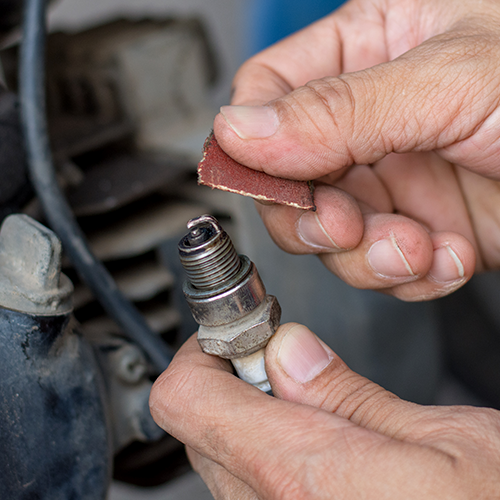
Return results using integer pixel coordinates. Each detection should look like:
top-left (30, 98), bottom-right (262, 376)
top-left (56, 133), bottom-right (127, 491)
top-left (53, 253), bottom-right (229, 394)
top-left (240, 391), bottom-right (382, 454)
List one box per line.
top-left (0, 214), bottom-right (73, 315)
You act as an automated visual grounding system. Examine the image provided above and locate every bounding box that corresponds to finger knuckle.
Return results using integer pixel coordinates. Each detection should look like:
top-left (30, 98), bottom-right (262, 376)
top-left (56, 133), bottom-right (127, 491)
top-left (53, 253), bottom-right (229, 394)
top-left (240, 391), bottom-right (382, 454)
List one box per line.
top-left (288, 73), bottom-right (393, 166)
top-left (281, 78), bottom-right (357, 167)
top-left (461, 407), bottom-right (500, 440)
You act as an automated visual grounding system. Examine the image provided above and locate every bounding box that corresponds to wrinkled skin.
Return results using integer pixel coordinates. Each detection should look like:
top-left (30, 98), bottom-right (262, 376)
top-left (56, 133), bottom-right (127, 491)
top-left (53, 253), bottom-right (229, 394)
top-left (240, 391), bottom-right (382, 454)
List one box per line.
top-left (214, 0), bottom-right (500, 302)
top-left (151, 325), bottom-right (500, 499)
top-left (151, 1), bottom-right (500, 498)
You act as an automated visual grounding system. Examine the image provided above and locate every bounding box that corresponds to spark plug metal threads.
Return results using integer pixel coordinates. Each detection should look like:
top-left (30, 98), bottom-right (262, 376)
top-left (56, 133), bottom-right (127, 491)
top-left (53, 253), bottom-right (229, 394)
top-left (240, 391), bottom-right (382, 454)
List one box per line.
top-left (178, 215), bottom-right (241, 290)
top-left (178, 215), bottom-right (281, 391)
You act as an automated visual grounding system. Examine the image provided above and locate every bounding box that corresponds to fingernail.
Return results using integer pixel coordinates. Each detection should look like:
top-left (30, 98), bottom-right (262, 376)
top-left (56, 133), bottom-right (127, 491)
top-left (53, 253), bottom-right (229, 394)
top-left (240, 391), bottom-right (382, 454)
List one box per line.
top-left (219, 105), bottom-right (279, 139)
top-left (428, 246), bottom-right (464, 283)
top-left (368, 237), bottom-right (414, 277)
top-left (277, 325), bottom-right (333, 383)
top-left (297, 211), bottom-right (340, 250)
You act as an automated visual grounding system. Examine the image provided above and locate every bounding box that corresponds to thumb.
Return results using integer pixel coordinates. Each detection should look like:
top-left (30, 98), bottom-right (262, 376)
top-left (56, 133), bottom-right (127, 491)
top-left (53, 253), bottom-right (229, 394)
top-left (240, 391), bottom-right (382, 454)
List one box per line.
top-left (214, 31), bottom-right (500, 180)
top-left (266, 323), bottom-right (415, 435)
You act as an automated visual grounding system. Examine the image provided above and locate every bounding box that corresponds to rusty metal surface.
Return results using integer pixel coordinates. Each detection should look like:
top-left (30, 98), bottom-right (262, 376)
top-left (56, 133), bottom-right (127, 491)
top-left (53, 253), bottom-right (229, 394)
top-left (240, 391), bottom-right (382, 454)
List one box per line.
top-left (179, 215), bottom-right (281, 394)
top-left (197, 295), bottom-right (281, 359)
top-left (184, 259), bottom-right (266, 327)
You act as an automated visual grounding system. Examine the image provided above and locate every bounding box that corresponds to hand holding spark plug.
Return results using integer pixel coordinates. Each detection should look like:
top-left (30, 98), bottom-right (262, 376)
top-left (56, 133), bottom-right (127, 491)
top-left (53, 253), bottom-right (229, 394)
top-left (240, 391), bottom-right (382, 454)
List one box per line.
top-left (150, 0), bottom-right (500, 497)
top-left (151, 324), bottom-right (500, 499)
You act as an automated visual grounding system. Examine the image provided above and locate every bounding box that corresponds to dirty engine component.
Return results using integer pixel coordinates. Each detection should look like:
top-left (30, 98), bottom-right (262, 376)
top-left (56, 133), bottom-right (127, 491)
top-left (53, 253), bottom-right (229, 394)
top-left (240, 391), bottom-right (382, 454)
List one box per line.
top-left (178, 214), bottom-right (281, 392)
top-left (0, 214), bottom-right (110, 500)
top-left (19, 0), bottom-right (174, 373)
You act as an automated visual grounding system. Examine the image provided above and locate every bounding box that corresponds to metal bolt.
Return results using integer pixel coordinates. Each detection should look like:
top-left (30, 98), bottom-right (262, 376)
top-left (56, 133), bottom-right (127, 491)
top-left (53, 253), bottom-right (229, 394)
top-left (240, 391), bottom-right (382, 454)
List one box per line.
top-left (178, 215), bottom-right (281, 392)
top-left (112, 344), bottom-right (148, 384)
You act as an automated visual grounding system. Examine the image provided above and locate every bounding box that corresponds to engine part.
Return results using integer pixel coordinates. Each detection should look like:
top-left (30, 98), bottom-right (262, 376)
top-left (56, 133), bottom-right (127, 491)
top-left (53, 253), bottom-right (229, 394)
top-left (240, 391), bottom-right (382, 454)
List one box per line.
top-left (0, 0), bottom-right (23, 38)
top-left (66, 154), bottom-right (191, 217)
top-left (0, 214), bottom-right (110, 500)
top-left (42, 18), bottom-right (216, 161)
top-left (6, 2), bottom-right (233, 491)
top-left (178, 215), bottom-right (281, 392)
top-left (96, 339), bottom-right (165, 452)
top-left (0, 213), bottom-right (73, 314)
top-left (0, 89), bottom-right (32, 221)
top-left (19, 0), bottom-right (173, 372)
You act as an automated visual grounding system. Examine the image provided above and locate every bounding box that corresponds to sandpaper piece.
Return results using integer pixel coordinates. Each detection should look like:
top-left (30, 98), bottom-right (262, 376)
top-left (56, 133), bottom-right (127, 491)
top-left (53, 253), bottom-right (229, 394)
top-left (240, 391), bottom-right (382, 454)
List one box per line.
top-left (198, 132), bottom-right (315, 211)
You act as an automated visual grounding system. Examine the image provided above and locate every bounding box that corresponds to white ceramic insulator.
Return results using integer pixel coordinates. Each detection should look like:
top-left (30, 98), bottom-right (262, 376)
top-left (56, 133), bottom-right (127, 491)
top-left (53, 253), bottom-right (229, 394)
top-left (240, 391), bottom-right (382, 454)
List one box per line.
top-left (231, 348), bottom-right (270, 392)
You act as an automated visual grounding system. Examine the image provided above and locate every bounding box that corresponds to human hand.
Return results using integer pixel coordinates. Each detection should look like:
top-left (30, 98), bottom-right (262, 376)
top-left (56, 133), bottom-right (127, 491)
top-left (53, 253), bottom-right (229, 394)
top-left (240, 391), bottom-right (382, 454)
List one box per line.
top-left (213, 0), bottom-right (500, 301)
top-left (150, 323), bottom-right (500, 499)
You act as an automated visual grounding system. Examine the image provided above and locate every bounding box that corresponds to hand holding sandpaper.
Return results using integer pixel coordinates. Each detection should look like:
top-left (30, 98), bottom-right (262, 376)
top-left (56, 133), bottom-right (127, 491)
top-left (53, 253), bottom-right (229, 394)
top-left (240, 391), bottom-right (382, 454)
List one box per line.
top-left (153, 2), bottom-right (500, 499)
top-left (198, 0), bottom-right (500, 305)
top-left (198, 131), bottom-right (315, 211)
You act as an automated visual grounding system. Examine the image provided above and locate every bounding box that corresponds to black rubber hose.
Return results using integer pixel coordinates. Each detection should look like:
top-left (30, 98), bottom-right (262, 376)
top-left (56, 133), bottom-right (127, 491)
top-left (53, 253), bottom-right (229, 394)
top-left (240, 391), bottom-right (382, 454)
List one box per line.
top-left (19, 0), bottom-right (173, 372)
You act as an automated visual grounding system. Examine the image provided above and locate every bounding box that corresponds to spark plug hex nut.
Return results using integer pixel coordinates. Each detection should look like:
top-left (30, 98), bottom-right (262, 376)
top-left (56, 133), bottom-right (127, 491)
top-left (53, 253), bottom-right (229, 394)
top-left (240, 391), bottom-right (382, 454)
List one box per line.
top-left (197, 294), bottom-right (281, 359)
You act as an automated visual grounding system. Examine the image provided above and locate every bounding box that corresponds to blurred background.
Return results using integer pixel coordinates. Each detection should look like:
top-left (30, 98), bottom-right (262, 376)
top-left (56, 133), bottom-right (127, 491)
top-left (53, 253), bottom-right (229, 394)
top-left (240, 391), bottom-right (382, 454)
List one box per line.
top-left (0, 0), bottom-right (497, 498)
top-left (48, 0), bottom-right (345, 106)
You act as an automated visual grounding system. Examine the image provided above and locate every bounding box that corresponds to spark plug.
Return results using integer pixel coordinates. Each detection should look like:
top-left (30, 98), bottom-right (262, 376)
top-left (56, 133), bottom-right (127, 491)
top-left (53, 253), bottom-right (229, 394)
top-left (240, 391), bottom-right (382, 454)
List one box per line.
top-left (178, 215), bottom-right (281, 392)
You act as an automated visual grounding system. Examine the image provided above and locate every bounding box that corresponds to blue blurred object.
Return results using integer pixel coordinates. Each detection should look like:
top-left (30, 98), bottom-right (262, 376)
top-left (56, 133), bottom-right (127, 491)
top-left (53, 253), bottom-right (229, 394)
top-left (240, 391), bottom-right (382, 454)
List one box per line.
top-left (248, 0), bottom-right (346, 55)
